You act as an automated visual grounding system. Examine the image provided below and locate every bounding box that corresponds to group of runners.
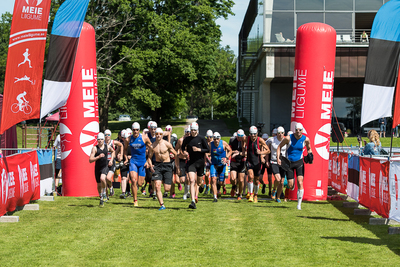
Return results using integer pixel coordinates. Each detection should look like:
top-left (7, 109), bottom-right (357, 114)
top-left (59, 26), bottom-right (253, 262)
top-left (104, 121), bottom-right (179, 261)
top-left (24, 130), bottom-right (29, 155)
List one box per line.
top-left (89, 120), bottom-right (313, 210)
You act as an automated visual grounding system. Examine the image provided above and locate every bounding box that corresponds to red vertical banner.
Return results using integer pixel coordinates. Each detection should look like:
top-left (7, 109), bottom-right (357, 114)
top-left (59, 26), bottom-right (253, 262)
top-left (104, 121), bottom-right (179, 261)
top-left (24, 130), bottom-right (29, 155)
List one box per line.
top-left (0, 0), bottom-right (52, 134)
top-left (392, 63), bottom-right (400, 128)
top-left (289, 23), bottom-right (336, 201)
top-left (359, 157), bottom-right (390, 218)
top-left (60, 23), bottom-right (99, 197)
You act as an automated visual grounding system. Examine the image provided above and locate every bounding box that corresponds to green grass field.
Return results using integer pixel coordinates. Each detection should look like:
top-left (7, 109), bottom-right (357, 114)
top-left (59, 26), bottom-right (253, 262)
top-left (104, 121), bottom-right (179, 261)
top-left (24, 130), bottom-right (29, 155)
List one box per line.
top-left (1, 186), bottom-right (399, 266)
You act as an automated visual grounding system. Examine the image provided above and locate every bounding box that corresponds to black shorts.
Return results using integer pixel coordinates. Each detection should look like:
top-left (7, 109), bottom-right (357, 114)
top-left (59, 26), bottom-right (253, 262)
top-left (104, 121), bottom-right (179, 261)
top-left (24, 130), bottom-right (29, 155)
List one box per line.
top-left (152, 162), bottom-right (173, 185)
top-left (188, 159), bottom-right (205, 177)
top-left (287, 159), bottom-right (304, 180)
top-left (260, 163), bottom-right (272, 176)
top-left (271, 163), bottom-right (286, 178)
top-left (120, 163), bottom-right (129, 178)
top-left (230, 160), bottom-right (246, 173)
top-left (178, 159), bottom-right (187, 177)
top-left (95, 166), bottom-right (109, 183)
top-left (246, 162), bottom-right (261, 177)
top-left (145, 167), bottom-right (152, 183)
top-left (108, 159), bottom-right (116, 174)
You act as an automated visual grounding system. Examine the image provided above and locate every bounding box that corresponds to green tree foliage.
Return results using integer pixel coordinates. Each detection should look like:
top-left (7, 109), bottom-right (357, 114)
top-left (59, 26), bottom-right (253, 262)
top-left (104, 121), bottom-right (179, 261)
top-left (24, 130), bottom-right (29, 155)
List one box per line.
top-left (0, 12), bottom-right (12, 93)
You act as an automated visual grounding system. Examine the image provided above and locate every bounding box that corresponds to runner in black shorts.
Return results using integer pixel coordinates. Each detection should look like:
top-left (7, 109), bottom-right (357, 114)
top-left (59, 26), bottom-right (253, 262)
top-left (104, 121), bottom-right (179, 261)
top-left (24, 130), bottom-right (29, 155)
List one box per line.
top-left (147, 128), bottom-right (177, 210)
top-left (89, 133), bottom-right (115, 207)
top-left (243, 126), bottom-right (270, 203)
top-left (230, 129), bottom-right (246, 199)
top-left (175, 126), bottom-right (191, 199)
top-left (277, 123), bottom-right (312, 210)
top-left (181, 122), bottom-right (210, 209)
top-left (204, 129), bottom-right (213, 195)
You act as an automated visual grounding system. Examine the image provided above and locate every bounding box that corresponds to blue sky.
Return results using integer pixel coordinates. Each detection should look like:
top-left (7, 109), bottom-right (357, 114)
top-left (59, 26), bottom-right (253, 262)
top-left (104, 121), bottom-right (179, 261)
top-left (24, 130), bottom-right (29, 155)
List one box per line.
top-left (0, 0), bottom-right (248, 55)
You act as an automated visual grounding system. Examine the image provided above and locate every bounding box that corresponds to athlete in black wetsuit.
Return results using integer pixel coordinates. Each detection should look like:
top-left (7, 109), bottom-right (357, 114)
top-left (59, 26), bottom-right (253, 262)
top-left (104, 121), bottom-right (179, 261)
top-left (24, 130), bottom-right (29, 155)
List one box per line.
top-left (181, 122), bottom-right (210, 209)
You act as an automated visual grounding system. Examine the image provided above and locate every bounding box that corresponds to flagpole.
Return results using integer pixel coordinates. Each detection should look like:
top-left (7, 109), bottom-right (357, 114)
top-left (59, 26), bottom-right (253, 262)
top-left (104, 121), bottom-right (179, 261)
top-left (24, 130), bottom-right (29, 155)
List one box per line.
top-left (390, 127), bottom-right (394, 158)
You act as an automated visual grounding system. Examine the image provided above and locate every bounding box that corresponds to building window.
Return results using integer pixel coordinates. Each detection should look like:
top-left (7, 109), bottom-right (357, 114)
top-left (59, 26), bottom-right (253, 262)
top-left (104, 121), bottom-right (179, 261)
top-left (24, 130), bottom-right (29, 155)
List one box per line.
top-left (273, 0), bottom-right (294, 10)
top-left (355, 0), bottom-right (384, 11)
top-left (297, 12), bottom-right (324, 29)
top-left (271, 12), bottom-right (295, 42)
top-left (325, 0), bottom-right (353, 11)
top-left (296, 0), bottom-right (323, 11)
top-left (325, 12), bottom-right (352, 33)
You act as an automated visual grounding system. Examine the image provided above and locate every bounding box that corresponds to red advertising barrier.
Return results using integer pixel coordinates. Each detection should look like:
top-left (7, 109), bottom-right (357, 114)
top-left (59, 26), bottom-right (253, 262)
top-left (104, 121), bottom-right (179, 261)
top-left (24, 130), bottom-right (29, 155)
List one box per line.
top-left (0, 151), bottom-right (40, 216)
top-left (60, 22), bottom-right (99, 197)
top-left (289, 23), bottom-right (336, 201)
top-left (330, 152), bottom-right (348, 195)
top-left (359, 157), bottom-right (390, 218)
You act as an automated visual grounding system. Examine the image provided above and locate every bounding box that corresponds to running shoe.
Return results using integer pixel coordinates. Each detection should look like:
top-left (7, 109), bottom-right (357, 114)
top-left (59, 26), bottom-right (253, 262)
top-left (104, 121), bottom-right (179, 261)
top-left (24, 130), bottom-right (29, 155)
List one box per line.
top-left (204, 185), bottom-right (209, 195)
top-left (230, 189), bottom-right (235, 197)
top-left (183, 194), bottom-right (187, 200)
top-left (237, 196), bottom-right (242, 200)
top-left (110, 187), bottom-right (115, 197)
top-left (262, 184), bottom-right (266, 194)
top-left (153, 194), bottom-right (157, 200)
top-left (159, 205), bottom-right (166, 211)
top-left (141, 190), bottom-right (146, 196)
top-left (297, 204), bottom-right (301, 210)
top-left (170, 194), bottom-right (176, 199)
top-left (276, 198), bottom-right (282, 203)
top-left (99, 198), bottom-right (104, 207)
top-left (248, 195), bottom-right (254, 202)
top-left (119, 192), bottom-right (126, 199)
top-left (254, 195), bottom-right (258, 203)
top-left (195, 197), bottom-right (198, 203)
top-left (223, 187), bottom-right (227, 195)
top-left (246, 192), bottom-right (250, 199)
top-left (178, 184), bottom-right (182, 191)
top-left (188, 201), bottom-right (196, 209)
top-left (163, 192), bottom-right (168, 198)
top-left (271, 190), bottom-right (276, 200)
top-left (199, 185), bottom-right (204, 193)
top-left (213, 198), bottom-right (218, 203)
top-left (126, 192), bottom-right (132, 197)
top-left (133, 200), bottom-right (138, 207)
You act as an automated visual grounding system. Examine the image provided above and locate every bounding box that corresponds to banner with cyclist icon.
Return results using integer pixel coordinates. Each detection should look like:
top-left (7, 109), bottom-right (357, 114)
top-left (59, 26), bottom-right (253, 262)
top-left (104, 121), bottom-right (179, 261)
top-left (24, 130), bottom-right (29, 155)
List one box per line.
top-left (0, 0), bottom-right (52, 134)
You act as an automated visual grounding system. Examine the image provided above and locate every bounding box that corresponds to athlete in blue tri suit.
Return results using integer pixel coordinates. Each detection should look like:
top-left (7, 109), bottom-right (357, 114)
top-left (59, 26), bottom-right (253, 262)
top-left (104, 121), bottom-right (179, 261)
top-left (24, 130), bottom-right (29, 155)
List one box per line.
top-left (277, 122), bottom-right (312, 210)
top-left (124, 122), bottom-right (152, 207)
top-left (209, 132), bottom-right (232, 202)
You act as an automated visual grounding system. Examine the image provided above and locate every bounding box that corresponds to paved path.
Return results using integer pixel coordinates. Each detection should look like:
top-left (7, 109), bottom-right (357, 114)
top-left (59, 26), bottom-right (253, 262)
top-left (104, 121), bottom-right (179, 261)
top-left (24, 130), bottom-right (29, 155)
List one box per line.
top-left (184, 119), bottom-right (232, 137)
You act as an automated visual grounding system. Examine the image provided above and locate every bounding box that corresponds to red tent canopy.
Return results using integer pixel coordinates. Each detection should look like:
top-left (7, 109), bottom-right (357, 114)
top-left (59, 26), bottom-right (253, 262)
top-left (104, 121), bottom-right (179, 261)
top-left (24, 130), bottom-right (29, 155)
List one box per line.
top-left (45, 112), bottom-right (59, 121)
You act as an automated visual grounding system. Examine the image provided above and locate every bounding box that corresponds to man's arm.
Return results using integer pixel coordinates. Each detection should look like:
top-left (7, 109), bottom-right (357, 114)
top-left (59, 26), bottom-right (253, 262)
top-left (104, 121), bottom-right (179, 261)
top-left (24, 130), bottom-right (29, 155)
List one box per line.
top-left (167, 142), bottom-right (177, 158)
top-left (89, 146), bottom-right (99, 163)
top-left (277, 136), bottom-right (290, 165)
top-left (108, 146), bottom-right (115, 167)
top-left (256, 138), bottom-right (270, 155)
top-left (146, 145), bottom-right (154, 168)
top-left (305, 137), bottom-right (312, 154)
top-left (114, 140), bottom-right (124, 161)
top-left (223, 141), bottom-right (232, 159)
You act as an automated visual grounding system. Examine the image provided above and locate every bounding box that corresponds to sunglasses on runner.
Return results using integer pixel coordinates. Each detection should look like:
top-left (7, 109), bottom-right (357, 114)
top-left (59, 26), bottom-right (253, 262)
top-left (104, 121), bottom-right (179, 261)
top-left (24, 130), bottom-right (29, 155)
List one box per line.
top-left (278, 132), bottom-right (284, 134)
top-left (105, 134), bottom-right (111, 136)
top-left (249, 133), bottom-right (257, 136)
top-left (156, 133), bottom-right (163, 136)
top-left (295, 129), bottom-right (303, 132)
top-left (132, 129), bottom-right (139, 131)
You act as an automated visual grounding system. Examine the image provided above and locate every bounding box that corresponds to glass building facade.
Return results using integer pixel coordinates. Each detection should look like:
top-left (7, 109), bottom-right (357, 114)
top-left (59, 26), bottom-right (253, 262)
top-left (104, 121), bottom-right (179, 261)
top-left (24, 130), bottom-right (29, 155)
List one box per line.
top-left (237, 0), bottom-right (389, 135)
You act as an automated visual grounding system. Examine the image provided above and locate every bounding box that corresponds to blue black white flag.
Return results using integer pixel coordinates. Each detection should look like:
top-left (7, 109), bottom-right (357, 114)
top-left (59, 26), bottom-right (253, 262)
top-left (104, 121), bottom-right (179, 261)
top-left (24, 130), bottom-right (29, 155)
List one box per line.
top-left (40, 0), bottom-right (90, 118)
top-left (361, 0), bottom-right (400, 127)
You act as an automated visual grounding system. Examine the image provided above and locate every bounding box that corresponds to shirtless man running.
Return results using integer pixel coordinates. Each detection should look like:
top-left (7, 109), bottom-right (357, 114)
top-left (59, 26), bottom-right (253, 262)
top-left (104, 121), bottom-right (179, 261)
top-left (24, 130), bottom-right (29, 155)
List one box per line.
top-left (147, 128), bottom-right (177, 210)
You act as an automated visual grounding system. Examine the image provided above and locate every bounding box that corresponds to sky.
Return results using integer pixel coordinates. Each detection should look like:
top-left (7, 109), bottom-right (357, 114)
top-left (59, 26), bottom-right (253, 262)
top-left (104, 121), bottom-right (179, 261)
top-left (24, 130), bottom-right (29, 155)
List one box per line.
top-left (0, 0), bottom-right (248, 56)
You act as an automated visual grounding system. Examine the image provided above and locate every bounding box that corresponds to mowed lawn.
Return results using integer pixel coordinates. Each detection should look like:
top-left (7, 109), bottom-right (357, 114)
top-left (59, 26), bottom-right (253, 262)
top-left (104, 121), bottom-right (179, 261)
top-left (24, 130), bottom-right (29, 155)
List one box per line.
top-left (1, 186), bottom-right (400, 266)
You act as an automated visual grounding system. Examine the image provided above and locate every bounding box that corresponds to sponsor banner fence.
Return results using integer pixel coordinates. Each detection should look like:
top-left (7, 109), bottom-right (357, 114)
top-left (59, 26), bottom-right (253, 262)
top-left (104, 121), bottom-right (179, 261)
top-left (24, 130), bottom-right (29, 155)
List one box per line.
top-left (0, 151), bottom-right (40, 215)
top-left (329, 152), bottom-right (348, 195)
top-left (389, 160), bottom-right (400, 221)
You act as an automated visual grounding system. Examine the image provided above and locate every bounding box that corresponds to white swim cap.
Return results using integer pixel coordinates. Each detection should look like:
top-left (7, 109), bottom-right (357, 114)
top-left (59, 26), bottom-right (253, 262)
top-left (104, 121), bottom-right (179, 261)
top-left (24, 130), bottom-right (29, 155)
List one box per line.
top-left (295, 123), bottom-right (303, 130)
top-left (262, 133), bottom-right (269, 139)
top-left (249, 126), bottom-right (257, 134)
top-left (104, 129), bottom-right (111, 136)
top-left (277, 126), bottom-right (285, 133)
top-left (165, 125), bottom-right (172, 131)
top-left (121, 130), bottom-right (127, 138)
top-left (155, 127), bottom-right (163, 134)
top-left (213, 132), bottom-right (221, 139)
top-left (237, 129), bottom-right (245, 137)
top-left (272, 128), bottom-right (278, 135)
top-left (150, 121), bottom-right (158, 128)
top-left (206, 130), bottom-right (213, 137)
top-left (132, 122), bottom-right (140, 130)
top-left (97, 132), bottom-right (105, 140)
top-left (172, 133), bottom-right (177, 138)
top-left (184, 126), bottom-right (190, 133)
top-left (233, 132), bottom-right (237, 137)
top-left (147, 121), bottom-right (153, 129)
top-left (190, 122), bottom-right (199, 131)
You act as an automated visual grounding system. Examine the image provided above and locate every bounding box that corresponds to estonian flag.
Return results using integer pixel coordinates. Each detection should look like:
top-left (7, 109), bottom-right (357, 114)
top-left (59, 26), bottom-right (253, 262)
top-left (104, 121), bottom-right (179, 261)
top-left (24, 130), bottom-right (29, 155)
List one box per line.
top-left (360, 0), bottom-right (400, 127)
top-left (40, 0), bottom-right (89, 118)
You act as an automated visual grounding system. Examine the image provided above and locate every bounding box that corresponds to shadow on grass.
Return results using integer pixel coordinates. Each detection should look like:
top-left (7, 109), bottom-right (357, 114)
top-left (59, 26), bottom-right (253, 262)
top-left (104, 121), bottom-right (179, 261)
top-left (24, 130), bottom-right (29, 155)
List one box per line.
top-left (327, 199), bottom-right (400, 256)
top-left (254, 205), bottom-right (290, 209)
top-left (297, 216), bottom-right (351, 222)
top-left (68, 204), bottom-right (96, 208)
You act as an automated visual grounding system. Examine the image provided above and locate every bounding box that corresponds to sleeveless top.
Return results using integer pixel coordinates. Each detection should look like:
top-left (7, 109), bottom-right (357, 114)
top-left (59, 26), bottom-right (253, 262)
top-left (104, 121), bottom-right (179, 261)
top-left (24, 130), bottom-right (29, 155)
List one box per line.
top-left (211, 141), bottom-right (226, 166)
top-left (246, 136), bottom-right (260, 165)
top-left (129, 134), bottom-right (146, 165)
top-left (107, 140), bottom-right (115, 160)
top-left (287, 134), bottom-right (306, 162)
top-left (95, 144), bottom-right (108, 169)
top-left (269, 136), bottom-right (287, 164)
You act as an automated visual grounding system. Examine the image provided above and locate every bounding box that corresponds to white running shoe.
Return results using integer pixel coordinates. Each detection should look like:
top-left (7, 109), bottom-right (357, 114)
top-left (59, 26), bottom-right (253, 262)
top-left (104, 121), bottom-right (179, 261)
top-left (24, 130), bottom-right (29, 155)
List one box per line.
top-left (297, 205), bottom-right (301, 210)
top-left (183, 194), bottom-right (187, 200)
